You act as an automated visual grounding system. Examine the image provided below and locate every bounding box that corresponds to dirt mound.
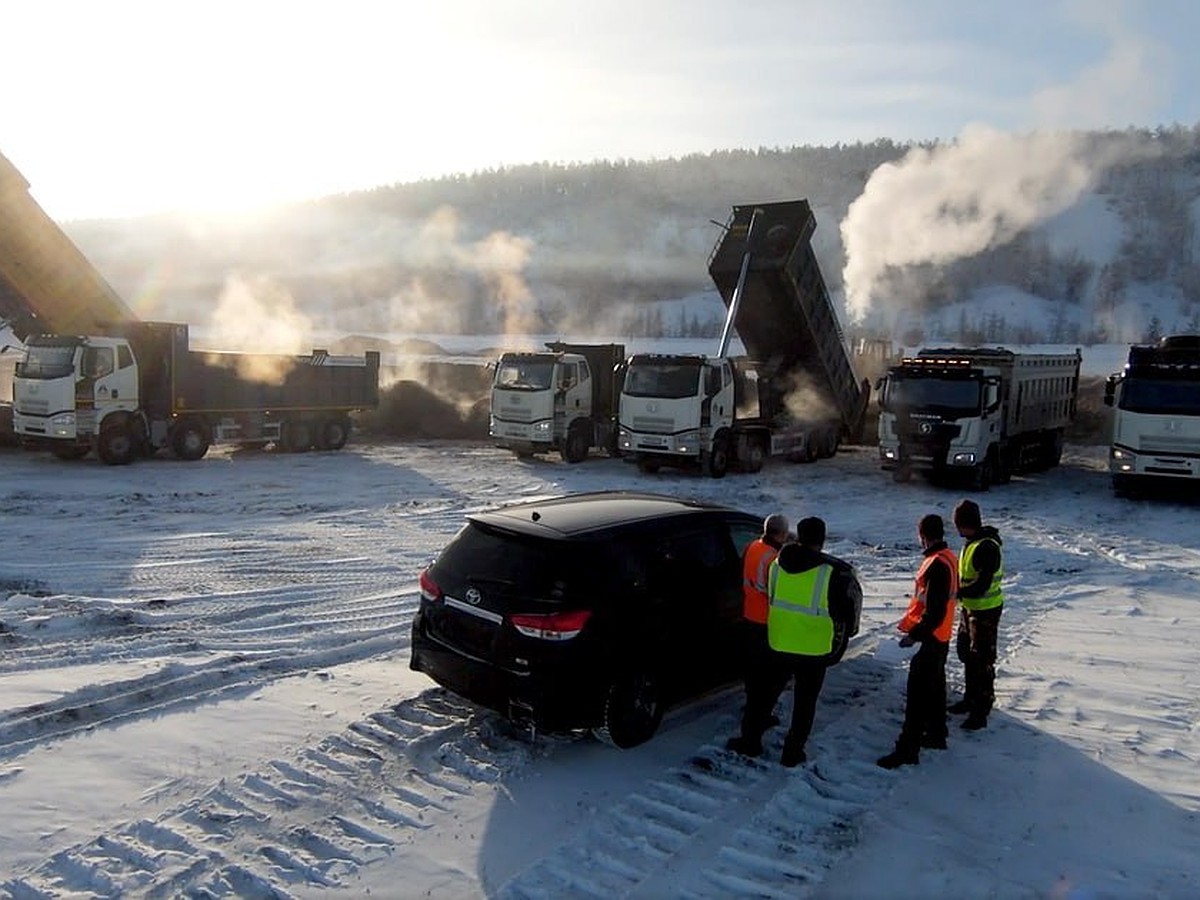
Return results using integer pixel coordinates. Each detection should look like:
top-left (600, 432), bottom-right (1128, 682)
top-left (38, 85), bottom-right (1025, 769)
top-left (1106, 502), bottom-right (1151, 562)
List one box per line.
top-left (357, 378), bottom-right (489, 440)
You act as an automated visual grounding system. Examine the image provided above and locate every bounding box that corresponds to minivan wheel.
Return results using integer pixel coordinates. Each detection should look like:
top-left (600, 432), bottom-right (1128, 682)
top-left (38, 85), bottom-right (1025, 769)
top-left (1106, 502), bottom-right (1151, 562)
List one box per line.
top-left (593, 670), bottom-right (664, 749)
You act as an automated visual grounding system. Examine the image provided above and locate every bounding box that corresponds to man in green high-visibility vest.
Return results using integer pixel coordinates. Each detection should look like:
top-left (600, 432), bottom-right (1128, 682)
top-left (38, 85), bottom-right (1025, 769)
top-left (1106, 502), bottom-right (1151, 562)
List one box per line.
top-left (949, 498), bottom-right (1005, 731)
top-left (726, 516), bottom-right (861, 767)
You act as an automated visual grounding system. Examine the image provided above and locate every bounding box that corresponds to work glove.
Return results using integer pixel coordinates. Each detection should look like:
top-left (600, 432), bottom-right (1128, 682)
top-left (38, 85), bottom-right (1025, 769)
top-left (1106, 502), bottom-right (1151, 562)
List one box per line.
top-left (898, 634), bottom-right (916, 648)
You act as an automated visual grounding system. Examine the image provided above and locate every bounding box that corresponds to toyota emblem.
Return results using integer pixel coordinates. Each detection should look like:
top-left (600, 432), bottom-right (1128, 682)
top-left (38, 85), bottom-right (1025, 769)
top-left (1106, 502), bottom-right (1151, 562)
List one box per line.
top-left (465, 588), bottom-right (482, 605)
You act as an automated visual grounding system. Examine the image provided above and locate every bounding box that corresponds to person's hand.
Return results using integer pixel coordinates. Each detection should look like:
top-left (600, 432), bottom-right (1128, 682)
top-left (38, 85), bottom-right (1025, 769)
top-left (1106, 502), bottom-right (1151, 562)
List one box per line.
top-left (898, 634), bottom-right (916, 648)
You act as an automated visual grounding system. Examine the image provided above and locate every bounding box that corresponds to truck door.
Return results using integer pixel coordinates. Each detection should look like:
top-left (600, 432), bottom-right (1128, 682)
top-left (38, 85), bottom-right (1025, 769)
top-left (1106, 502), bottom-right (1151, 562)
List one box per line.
top-left (80, 343), bottom-right (139, 432)
top-left (700, 364), bottom-right (723, 426)
top-left (553, 361), bottom-right (578, 436)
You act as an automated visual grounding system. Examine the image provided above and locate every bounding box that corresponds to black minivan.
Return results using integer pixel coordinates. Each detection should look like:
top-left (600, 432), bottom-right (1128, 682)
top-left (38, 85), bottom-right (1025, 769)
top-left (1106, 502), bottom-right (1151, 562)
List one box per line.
top-left (410, 491), bottom-right (763, 747)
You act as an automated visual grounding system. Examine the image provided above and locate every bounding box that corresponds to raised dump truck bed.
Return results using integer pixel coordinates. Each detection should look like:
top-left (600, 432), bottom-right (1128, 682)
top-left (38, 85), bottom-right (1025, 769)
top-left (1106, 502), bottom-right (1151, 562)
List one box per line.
top-left (707, 200), bottom-right (867, 442)
top-left (0, 150), bottom-right (137, 341)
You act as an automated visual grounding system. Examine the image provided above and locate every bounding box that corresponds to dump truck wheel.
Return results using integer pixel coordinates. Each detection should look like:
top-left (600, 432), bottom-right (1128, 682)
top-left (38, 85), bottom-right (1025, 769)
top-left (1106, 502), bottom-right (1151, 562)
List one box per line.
top-left (970, 457), bottom-right (994, 492)
top-left (742, 440), bottom-right (765, 474)
top-left (562, 427), bottom-right (589, 463)
top-left (316, 416), bottom-right (351, 451)
top-left (172, 421), bottom-right (210, 461)
top-left (281, 419), bottom-right (313, 453)
top-left (98, 425), bottom-right (137, 466)
top-left (705, 437), bottom-right (729, 479)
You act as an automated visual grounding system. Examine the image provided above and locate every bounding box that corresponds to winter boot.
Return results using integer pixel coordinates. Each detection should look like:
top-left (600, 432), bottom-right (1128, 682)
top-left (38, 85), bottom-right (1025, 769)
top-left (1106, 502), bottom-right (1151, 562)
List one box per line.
top-left (920, 734), bottom-right (948, 750)
top-left (779, 742), bottom-right (807, 768)
top-left (876, 745), bottom-right (920, 769)
top-left (725, 735), bottom-right (764, 758)
top-left (961, 714), bottom-right (988, 731)
top-left (947, 698), bottom-right (971, 714)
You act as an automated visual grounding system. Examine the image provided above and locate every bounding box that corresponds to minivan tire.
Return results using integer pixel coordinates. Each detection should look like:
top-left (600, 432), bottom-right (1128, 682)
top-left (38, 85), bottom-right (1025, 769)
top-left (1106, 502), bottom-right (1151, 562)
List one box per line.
top-left (593, 669), bottom-right (664, 749)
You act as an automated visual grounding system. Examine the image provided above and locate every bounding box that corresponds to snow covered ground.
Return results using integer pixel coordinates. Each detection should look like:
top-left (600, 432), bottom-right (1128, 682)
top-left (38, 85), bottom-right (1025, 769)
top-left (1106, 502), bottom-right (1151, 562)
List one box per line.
top-left (2, 432), bottom-right (1199, 898)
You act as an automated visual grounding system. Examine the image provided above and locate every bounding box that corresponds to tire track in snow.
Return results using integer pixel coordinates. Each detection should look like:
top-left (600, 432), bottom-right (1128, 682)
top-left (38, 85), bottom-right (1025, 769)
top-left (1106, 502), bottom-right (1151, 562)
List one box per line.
top-left (3, 690), bottom-right (559, 895)
top-left (494, 644), bottom-right (901, 899)
top-left (0, 596), bottom-right (418, 759)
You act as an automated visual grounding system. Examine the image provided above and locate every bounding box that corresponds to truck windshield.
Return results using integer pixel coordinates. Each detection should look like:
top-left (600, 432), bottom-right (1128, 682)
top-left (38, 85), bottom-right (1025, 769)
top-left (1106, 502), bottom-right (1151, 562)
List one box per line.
top-left (886, 376), bottom-right (982, 417)
top-left (1119, 377), bottom-right (1200, 415)
top-left (494, 359), bottom-right (555, 391)
top-left (623, 361), bottom-right (702, 399)
top-left (15, 342), bottom-right (78, 380)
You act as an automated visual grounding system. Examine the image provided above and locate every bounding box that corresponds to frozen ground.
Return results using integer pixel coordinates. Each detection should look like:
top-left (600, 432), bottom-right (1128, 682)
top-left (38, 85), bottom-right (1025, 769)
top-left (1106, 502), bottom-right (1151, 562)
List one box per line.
top-left (1, 438), bottom-right (1199, 898)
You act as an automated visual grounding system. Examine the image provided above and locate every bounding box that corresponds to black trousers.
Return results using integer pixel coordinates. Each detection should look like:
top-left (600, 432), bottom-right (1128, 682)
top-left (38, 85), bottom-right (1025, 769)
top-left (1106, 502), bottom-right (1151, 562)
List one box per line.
top-left (740, 631), bottom-right (828, 753)
top-left (956, 605), bottom-right (1002, 717)
top-left (898, 638), bottom-right (949, 751)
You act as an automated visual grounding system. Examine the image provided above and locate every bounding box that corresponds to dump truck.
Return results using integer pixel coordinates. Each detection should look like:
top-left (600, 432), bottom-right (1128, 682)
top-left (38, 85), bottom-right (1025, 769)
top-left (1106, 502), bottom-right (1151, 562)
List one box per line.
top-left (617, 200), bottom-right (870, 477)
top-left (1104, 334), bottom-right (1200, 496)
top-left (877, 347), bottom-right (1081, 490)
top-left (2, 149), bottom-right (380, 463)
top-left (489, 342), bottom-right (625, 462)
top-left (13, 321), bottom-right (379, 463)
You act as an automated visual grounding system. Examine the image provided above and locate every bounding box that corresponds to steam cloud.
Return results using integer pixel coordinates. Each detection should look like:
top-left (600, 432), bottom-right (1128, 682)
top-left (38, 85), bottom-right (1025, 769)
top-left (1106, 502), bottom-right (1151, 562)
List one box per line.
top-left (840, 126), bottom-right (1100, 324)
top-left (388, 205), bottom-right (538, 338)
top-left (840, 3), bottom-right (1167, 327)
top-left (207, 274), bottom-right (313, 384)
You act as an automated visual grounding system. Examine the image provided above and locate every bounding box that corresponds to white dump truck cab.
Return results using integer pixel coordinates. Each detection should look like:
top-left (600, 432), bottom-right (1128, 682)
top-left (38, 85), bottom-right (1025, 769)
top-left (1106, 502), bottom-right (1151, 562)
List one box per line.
top-left (13, 334), bottom-right (141, 460)
top-left (618, 353), bottom-right (735, 475)
top-left (1105, 335), bottom-right (1200, 496)
top-left (490, 351), bottom-right (594, 462)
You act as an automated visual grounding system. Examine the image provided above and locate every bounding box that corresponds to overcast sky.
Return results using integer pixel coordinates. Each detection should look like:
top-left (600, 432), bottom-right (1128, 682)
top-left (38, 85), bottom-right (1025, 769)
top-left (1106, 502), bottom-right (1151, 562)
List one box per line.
top-left (3, 0), bottom-right (1197, 220)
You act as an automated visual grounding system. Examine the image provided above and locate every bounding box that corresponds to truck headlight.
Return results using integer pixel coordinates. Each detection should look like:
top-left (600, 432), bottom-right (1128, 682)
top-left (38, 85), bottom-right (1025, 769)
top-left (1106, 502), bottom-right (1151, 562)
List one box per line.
top-left (951, 452), bottom-right (977, 466)
top-left (1111, 447), bottom-right (1135, 471)
top-left (51, 413), bottom-right (76, 427)
top-left (881, 448), bottom-right (897, 461)
top-left (618, 428), bottom-right (631, 449)
top-left (533, 421), bottom-right (551, 436)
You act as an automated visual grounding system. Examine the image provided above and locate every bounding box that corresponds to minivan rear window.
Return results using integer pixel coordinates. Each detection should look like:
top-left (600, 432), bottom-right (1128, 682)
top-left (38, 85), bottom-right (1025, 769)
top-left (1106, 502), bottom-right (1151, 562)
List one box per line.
top-left (435, 523), bottom-right (583, 606)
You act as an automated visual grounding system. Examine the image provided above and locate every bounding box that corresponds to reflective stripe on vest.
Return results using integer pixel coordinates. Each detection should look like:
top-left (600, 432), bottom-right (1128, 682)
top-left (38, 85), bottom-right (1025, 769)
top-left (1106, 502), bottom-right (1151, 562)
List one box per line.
top-left (899, 547), bottom-right (959, 642)
top-left (742, 540), bottom-right (777, 624)
top-left (959, 537), bottom-right (1004, 611)
top-left (767, 561), bottom-right (834, 656)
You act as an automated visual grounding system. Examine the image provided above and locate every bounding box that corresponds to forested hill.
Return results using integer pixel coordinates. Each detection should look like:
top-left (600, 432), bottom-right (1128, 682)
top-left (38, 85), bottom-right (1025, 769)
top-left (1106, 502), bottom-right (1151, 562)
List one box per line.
top-left (64, 125), bottom-right (1200, 346)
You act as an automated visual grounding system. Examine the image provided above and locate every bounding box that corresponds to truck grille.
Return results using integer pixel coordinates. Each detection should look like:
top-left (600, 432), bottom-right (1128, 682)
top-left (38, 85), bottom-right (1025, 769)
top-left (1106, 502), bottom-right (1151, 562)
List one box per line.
top-left (632, 416), bottom-right (675, 433)
top-left (1138, 435), bottom-right (1198, 453)
top-left (497, 406), bottom-right (533, 423)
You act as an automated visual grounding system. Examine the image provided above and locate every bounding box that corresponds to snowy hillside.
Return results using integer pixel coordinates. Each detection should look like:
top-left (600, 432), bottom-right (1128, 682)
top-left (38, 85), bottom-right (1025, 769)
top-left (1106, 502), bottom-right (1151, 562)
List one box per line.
top-left (2, 431), bottom-right (1198, 896)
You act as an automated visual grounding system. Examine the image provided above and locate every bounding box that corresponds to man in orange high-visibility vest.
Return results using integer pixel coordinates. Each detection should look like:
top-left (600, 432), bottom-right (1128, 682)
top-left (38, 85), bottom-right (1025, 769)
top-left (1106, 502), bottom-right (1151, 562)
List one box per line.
top-left (878, 513), bottom-right (959, 769)
top-left (728, 513), bottom-right (789, 752)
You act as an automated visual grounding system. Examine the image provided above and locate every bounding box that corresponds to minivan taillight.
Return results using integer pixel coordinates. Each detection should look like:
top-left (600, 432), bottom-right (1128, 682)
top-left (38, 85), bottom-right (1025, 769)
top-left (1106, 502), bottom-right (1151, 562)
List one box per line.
top-left (419, 568), bottom-right (442, 603)
top-left (509, 609), bottom-right (592, 641)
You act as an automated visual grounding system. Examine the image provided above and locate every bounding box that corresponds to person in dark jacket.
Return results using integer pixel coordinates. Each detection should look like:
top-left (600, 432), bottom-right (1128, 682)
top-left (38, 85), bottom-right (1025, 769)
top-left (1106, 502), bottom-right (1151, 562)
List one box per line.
top-left (727, 516), bottom-right (861, 767)
top-left (878, 513), bottom-right (959, 769)
top-left (950, 498), bottom-right (1005, 731)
